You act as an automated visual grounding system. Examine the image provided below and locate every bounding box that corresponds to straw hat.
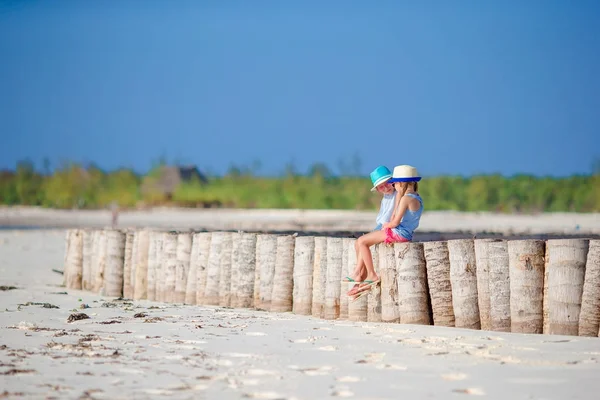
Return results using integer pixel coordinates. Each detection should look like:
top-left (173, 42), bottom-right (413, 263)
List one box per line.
top-left (388, 165), bottom-right (421, 183)
top-left (369, 166), bottom-right (393, 191)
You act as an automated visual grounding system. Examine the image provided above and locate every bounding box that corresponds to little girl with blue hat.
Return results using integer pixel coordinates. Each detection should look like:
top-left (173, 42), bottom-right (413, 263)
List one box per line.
top-left (369, 166), bottom-right (397, 231)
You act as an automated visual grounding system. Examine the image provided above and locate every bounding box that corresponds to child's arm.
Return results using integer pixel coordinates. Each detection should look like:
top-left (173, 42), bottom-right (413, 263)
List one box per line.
top-left (385, 190), bottom-right (402, 225)
top-left (383, 196), bottom-right (409, 229)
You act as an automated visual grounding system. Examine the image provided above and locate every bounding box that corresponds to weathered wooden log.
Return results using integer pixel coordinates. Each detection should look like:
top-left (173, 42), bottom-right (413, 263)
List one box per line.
top-left (380, 243), bottom-right (400, 323)
top-left (233, 233), bottom-right (258, 308)
top-left (292, 236), bottom-right (315, 315)
top-left (423, 241), bottom-right (455, 327)
top-left (174, 232), bottom-right (192, 304)
top-left (162, 232), bottom-right (179, 303)
top-left (367, 245), bottom-right (382, 323)
top-left (204, 231), bottom-right (225, 306)
top-left (92, 230), bottom-right (107, 294)
top-left (339, 238), bottom-right (351, 320)
top-left (474, 238), bottom-right (495, 330)
top-left (324, 237), bottom-right (343, 319)
top-left (347, 238), bottom-right (367, 322)
top-left (81, 230), bottom-right (94, 291)
top-left (184, 233), bottom-right (200, 305)
top-left (271, 235), bottom-right (295, 312)
top-left (229, 232), bottom-right (242, 308)
top-left (579, 240), bottom-right (600, 337)
top-left (147, 231), bottom-right (161, 302)
top-left (257, 234), bottom-right (278, 310)
top-left (395, 242), bottom-right (430, 325)
top-left (193, 232), bottom-right (212, 305)
top-left (155, 232), bottom-right (167, 302)
top-left (488, 240), bottom-right (511, 332)
top-left (65, 229), bottom-right (83, 290)
top-left (104, 229), bottom-right (126, 297)
top-left (133, 230), bottom-right (150, 300)
top-left (546, 239), bottom-right (589, 336)
top-left (122, 231), bottom-right (135, 299)
top-left (448, 239), bottom-right (480, 330)
top-left (508, 240), bottom-right (544, 334)
top-left (311, 237), bottom-right (328, 318)
top-left (63, 230), bottom-right (72, 287)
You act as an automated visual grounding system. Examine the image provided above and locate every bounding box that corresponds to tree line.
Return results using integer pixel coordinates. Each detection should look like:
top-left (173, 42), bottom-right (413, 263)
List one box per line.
top-left (1, 161), bottom-right (599, 212)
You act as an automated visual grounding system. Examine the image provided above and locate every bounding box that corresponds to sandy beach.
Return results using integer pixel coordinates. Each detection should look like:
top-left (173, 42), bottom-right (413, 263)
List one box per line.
top-left (1, 229), bottom-right (599, 399)
top-left (2, 207), bottom-right (600, 238)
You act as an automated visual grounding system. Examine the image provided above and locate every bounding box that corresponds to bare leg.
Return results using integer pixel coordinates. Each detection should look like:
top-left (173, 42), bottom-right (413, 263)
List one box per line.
top-left (357, 230), bottom-right (386, 282)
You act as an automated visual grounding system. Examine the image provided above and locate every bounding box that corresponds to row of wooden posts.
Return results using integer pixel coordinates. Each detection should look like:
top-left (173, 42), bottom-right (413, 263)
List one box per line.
top-left (63, 229), bottom-right (600, 337)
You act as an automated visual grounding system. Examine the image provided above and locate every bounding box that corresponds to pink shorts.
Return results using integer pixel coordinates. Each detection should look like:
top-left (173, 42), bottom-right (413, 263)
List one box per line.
top-left (384, 228), bottom-right (410, 244)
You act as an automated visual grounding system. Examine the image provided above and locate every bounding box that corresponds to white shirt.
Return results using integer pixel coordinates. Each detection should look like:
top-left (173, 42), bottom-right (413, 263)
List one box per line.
top-left (376, 192), bottom-right (397, 226)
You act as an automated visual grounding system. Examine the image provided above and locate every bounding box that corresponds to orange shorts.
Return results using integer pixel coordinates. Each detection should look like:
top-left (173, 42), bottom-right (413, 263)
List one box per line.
top-left (384, 228), bottom-right (410, 244)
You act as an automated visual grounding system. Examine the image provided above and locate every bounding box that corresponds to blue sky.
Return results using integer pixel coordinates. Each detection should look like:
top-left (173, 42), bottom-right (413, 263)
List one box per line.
top-left (1, 0), bottom-right (599, 177)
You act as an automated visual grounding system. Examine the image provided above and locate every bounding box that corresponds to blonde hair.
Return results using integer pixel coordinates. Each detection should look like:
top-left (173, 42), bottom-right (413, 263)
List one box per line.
top-left (394, 181), bottom-right (418, 197)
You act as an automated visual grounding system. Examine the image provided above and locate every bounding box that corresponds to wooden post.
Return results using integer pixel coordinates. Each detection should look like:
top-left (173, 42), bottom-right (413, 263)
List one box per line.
top-left (233, 233), bottom-right (258, 308)
top-left (395, 242), bottom-right (430, 325)
top-left (104, 229), bottom-right (126, 297)
top-left (257, 234), bottom-right (278, 310)
top-left (348, 238), bottom-right (367, 322)
top-left (474, 239), bottom-right (494, 330)
top-left (133, 230), bottom-right (150, 300)
top-left (508, 240), bottom-right (544, 334)
top-left (193, 232), bottom-right (212, 305)
top-left (311, 237), bottom-right (328, 318)
top-left (81, 230), bottom-right (94, 291)
top-left (579, 240), bottom-right (600, 336)
top-left (174, 232), bottom-right (192, 304)
top-left (66, 229), bottom-right (83, 290)
top-left (292, 236), bottom-right (315, 315)
top-left (229, 232), bottom-right (242, 308)
top-left (63, 230), bottom-right (72, 287)
top-left (339, 238), bottom-right (351, 320)
top-left (162, 232), bottom-right (179, 303)
top-left (155, 233), bottom-right (167, 302)
top-left (423, 241), bottom-right (455, 327)
top-left (204, 231), bottom-right (225, 306)
top-left (488, 240), bottom-right (511, 332)
top-left (324, 237), bottom-right (343, 319)
top-left (448, 239), bottom-right (480, 330)
top-left (146, 231), bottom-right (161, 302)
top-left (271, 235), bottom-right (295, 312)
top-left (122, 231), bottom-right (135, 299)
top-left (367, 245), bottom-right (382, 322)
top-left (184, 233), bottom-right (200, 305)
top-left (380, 243), bottom-right (400, 323)
top-left (92, 230), bottom-right (107, 294)
top-left (546, 239), bottom-right (589, 336)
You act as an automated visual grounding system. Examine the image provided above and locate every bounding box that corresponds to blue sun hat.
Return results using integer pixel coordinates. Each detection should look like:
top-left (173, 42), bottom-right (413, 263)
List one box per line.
top-left (369, 166), bottom-right (393, 191)
top-left (388, 165), bottom-right (422, 183)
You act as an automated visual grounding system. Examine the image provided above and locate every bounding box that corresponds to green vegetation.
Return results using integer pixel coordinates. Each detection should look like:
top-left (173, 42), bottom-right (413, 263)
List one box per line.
top-left (1, 160), bottom-right (599, 212)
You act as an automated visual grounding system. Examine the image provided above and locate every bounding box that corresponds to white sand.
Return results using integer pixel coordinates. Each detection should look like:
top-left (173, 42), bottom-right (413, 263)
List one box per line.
top-left (2, 206), bottom-right (600, 235)
top-left (1, 230), bottom-right (600, 399)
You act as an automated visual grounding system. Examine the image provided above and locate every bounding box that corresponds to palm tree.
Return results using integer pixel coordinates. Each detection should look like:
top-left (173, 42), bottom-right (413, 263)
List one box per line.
top-left (324, 237), bottom-right (343, 319)
top-left (311, 237), bottom-right (328, 318)
top-left (447, 239), bottom-right (480, 330)
top-left (271, 235), bottom-right (295, 312)
top-left (508, 240), bottom-right (544, 334)
top-left (104, 229), bottom-right (125, 297)
top-left (395, 242), bottom-right (430, 325)
top-left (292, 236), bottom-right (315, 315)
top-left (546, 239), bottom-right (589, 335)
top-left (579, 240), bottom-right (600, 336)
top-left (257, 234), bottom-right (278, 310)
top-left (423, 241), bottom-right (455, 327)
